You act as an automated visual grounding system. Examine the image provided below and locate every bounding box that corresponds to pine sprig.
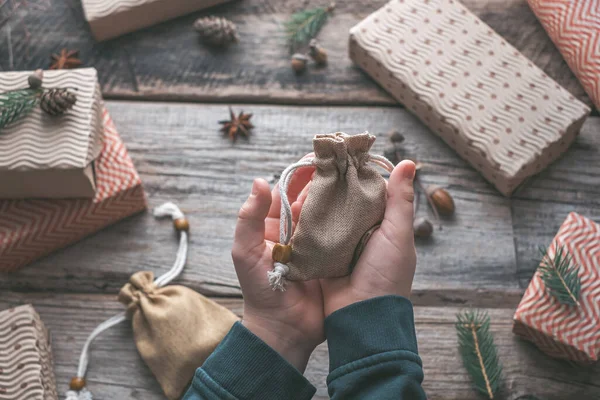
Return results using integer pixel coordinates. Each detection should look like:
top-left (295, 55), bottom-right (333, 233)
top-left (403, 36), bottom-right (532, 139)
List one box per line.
top-left (285, 3), bottom-right (335, 54)
top-left (538, 243), bottom-right (581, 307)
top-left (0, 88), bottom-right (41, 129)
top-left (456, 310), bottom-right (502, 399)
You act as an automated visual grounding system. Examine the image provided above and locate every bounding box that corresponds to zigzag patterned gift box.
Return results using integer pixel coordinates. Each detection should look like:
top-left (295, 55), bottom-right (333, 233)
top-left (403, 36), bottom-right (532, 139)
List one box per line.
top-left (513, 212), bottom-right (600, 363)
top-left (528, 0), bottom-right (600, 111)
top-left (0, 109), bottom-right (146, 272)
top-left (0, 304), bottom-right (58, 400)
top-left (82, 0), bottom-right (234, 41)
top-left (349, 0), bottom-right (590, 196)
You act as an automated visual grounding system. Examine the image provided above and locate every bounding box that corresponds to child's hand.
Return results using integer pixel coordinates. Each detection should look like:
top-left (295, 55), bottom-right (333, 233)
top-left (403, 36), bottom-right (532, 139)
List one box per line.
top-left (320, 160), bottom-right (417, 317)
top-left (232, 171), bottom-right (324, 372)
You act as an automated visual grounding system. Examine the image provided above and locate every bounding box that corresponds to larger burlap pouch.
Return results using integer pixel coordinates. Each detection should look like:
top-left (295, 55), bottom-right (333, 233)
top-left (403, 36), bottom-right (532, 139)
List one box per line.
top-left (66, 203), bottom-right (239, 400)
top-left (118, 271), bottom-right (238, 399)
top-left (269, 133), bottom-right (393, 289)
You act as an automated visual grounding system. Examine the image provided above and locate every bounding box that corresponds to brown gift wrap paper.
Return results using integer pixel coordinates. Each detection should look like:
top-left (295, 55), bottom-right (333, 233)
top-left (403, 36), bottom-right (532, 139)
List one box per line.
top-left (0, 305), bottom-right (58, 400)
top-left (0, 68), bottom-right (104, 199)
top-left (118, 271), bottom-right (239, 400)
top-left (82, 0), bottom-right (235, 41)
top-left (349, 0), bottom-right (590, 196)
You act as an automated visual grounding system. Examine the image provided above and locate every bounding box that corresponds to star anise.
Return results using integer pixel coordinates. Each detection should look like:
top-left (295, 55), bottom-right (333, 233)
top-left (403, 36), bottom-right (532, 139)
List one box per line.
top-left (219, 107), bottom-right (254, 141)
top-left (49, 49), bottom-right (83, 70)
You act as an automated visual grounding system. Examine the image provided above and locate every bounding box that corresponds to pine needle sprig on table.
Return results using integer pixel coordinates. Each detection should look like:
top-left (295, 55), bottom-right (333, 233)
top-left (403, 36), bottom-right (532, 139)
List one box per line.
top-left (0, 88), bottom-right (41, 129)
top-left (538, 243), bottom-right (581, 307)
top-left (456, 310), bottom-right (502, 399)
top-left (285, 3), bottom-right (335, 54)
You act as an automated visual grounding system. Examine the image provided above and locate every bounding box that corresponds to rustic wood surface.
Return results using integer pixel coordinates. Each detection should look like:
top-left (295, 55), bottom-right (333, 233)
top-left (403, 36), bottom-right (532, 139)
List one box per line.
top-left (0, 0), bottom-right (596, 114)
top-left (1, 293), bottom-right (598, 400)
top-left (1, 0), bottom-right (600, 397)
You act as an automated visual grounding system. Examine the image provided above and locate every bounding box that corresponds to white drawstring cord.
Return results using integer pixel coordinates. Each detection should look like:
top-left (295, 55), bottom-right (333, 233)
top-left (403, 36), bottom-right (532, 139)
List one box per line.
top-left (267, 153), bottom-right (394, 291)
top-left (65, 202), bottom-right (188, 400)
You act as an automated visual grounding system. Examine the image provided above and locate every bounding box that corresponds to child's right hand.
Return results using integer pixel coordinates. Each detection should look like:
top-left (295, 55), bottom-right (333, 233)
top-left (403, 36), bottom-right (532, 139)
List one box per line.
top-left (320, 160), bottom-right (417, 317)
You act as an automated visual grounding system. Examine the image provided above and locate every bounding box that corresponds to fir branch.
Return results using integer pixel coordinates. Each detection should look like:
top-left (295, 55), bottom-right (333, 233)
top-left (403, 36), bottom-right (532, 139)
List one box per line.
top-left (456, 310), bottom-right (502, 399)
top-left (538, 243), bottom-right (581, 307)
top-left (285, 3), bottom-right (335, 54)
top-left (0, 88), bottom-right (41, 129)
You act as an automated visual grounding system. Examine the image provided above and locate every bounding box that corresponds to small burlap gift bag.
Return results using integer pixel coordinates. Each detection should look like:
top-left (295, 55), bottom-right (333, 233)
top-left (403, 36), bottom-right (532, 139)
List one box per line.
top-left (268, 132), bottom-right (394, 290)
top-left (66, 203), bottom-right (239, 400)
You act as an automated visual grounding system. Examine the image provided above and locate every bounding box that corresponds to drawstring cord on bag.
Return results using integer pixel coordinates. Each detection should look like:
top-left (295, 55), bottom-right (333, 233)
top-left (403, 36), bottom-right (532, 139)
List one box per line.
top-left (268, 152), bottom-right (395, 291)
top-left (65, 202), bottom-right (189, 400)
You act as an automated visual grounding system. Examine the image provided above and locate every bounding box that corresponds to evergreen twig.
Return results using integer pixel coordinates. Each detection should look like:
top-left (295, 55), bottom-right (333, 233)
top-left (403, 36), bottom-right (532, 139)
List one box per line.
top-left (538, 243), bottom-right (581, 307)
top-left (0, 88), bottom-right (41, 129)
top-left (456, 310), bottom-right (502, 399)
top-left (285, 3), bottom-right (335, 54)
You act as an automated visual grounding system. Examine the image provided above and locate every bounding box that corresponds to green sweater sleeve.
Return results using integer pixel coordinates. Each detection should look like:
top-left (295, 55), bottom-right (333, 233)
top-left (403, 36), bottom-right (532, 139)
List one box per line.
top-left (182, 321), bottom-right (316, 400)
top-left (325, 295), bottom-right (426, 400)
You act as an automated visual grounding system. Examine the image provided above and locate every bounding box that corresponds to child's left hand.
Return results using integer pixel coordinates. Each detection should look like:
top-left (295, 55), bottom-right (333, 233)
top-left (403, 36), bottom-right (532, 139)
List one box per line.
top-left (231, 168), bottom-right (323, 372)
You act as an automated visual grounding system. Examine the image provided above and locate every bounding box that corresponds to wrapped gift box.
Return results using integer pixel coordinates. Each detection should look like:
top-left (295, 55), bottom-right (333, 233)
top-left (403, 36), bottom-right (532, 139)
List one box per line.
top-left (0, 68), bottom-right (104, 199)
top-left (513, 212), bottom-right (600, 363)
top-left (0, 109), bottom-right (146, 272)
top-left (0, 305), bottom-right (57, 400)
top-left (349, 0), bottom-right (590, 196)
top-left (528, 0), bottom-right (600, 111)
top-left (82, 0), bottom-right (235, 41)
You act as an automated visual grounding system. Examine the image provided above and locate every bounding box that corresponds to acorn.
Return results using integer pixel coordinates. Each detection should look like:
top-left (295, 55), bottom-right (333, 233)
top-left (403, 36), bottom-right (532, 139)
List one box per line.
top-left (389, 130), bottom-right (405, 143)
top-left (427, 185), bottom-right (455, 216)
top-left (291, 53), bottom-right (308, 74)
top-left (309, 39), bottom-right (328, 66)
top-left (383, 144), bottom-right (399, 165)
top-left (28, 69), bottom-right (43, 89)
top-left (413, 217), bottom-right (433, 238)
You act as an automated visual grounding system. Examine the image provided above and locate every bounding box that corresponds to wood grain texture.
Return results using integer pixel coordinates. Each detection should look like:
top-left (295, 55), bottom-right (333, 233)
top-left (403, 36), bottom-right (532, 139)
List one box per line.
top-left (0, 101), bottom-right (521, 302)
top-left (0, 292), bottom-right (598, 400)
top-left (0, 0), bottom-right (596, 114)
top-left (511, 117), bottom-right (600, 287)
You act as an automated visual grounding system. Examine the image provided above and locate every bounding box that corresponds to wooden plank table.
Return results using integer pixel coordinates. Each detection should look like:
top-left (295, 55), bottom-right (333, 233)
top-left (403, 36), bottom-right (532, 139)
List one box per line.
top-left (1, 0), bottom-right (599, 399)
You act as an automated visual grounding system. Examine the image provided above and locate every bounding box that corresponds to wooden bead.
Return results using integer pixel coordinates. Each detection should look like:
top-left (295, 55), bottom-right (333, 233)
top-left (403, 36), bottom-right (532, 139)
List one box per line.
top-left (174, 218), bottom-right (190, 231)
top-left (272, 243), bottom-right (292, 263)
top-left (69, 377), bottom-right (86, 391)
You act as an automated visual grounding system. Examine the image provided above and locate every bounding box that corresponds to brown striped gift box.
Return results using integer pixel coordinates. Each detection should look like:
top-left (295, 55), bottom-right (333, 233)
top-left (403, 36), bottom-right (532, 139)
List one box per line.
top-left (349, 0), bottom-right (591, 196)
top-left (82, 0), bottom-right (235, 41)
top-left (513, 212), bottom-right (600, 363)
top-left (0, 304), bottom-right (58, 400)
top-left (0, 109), bottom-right (147, 272)
top-left (0, 68), bottom-right (104, 199)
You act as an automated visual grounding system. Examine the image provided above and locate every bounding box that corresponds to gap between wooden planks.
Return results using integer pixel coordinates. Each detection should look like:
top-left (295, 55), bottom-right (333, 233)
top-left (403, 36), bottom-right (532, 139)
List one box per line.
top-left (0, 292), bottom-right (598, 400)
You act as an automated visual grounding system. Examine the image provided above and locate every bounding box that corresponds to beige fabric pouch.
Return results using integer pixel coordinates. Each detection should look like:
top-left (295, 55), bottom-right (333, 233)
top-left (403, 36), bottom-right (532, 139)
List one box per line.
top-left (66, 203), bottom-right (238, 400)
top-left (268, 132), bottom-right (394, 290)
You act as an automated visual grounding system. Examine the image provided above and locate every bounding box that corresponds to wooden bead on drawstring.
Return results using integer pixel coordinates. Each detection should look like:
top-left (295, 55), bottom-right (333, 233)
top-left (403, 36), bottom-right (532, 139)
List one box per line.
top-left (272, 243), bottom-right (292, 263)
top-left (69, 377), bottom-right (86, 391)
top-left (174, 218), bottom-right (190, 231)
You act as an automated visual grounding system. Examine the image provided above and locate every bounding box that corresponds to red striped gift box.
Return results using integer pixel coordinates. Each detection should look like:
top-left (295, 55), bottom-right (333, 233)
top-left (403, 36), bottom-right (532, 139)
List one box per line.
top-left (513, 212), bottom-right (600, 363)
top-left (527, 0), bottom-right (600, 110)
top-left (0, 109), bottom-right (147, 272)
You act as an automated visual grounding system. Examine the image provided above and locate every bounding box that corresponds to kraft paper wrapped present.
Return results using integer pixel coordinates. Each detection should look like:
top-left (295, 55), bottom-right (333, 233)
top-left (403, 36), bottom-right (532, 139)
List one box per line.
top-left (0, 304), bottom-right (58, 400)
top-left (349, 0), bottom-right (591, 196)
top-left (82, 0), bottom-right (235, 41)
top-left (0, 109), bottom-right (146, 272)
top-left (0, 68), bottom-right (104, 199)
top-left (513, 212), bottom-right (600, 363)
top-left (528, 0), bottom-right (600, 111)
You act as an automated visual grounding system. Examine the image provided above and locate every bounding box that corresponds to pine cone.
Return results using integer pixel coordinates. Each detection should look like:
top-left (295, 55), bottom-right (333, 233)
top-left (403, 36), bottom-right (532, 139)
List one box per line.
top-left (40, 89), bottom-right (77, 116)
top-left (194, 17), bottom-right (238, 46)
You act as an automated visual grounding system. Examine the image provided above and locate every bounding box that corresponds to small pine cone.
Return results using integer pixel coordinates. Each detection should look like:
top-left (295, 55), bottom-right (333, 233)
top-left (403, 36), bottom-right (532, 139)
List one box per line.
top-left (194, 16), bottom-right (238, 46)
top-left (40, 88), bottom-right (77, 116)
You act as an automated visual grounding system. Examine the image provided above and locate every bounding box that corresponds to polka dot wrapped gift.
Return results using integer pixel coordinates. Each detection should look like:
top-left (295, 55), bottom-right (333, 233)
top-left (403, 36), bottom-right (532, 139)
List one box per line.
top-left (0, 305), bottom-right (58, 400)
top-left (349, 0), bottom-right (591, 196)
top-left (513, 212), bottom-right (600, 363)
